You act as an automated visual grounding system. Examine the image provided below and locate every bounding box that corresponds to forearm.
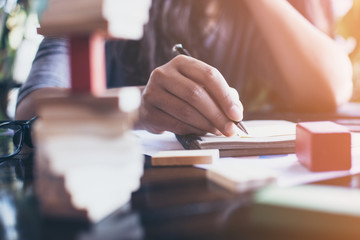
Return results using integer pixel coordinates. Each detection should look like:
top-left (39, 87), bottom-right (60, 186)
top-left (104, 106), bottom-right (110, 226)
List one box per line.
top-left (245, 0), bottom-right (353, 111)
top-left (15, 88), bottom-right (70, 120)
top-left (16, 85), bottom-right (146, 118)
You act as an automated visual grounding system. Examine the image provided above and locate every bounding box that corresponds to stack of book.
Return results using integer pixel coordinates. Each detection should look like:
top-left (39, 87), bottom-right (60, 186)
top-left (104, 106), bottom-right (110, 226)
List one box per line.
top-left (37, 0), bottom-right (151, 39)
top-left (32, 0), bottom-right (151, 222)
top-left (37, 0), bottom-right (151, 95)
top-left (33, 88), bottom-right (144, 222)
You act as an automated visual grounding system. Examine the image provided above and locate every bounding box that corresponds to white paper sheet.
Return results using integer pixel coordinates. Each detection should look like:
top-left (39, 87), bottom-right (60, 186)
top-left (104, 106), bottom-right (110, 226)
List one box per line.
top-left (134, 130), bottom-right (360, 187)
top-left (133, 130), bottom-right (183, 156)
top-left (196, 151), bottom-right (360, 187)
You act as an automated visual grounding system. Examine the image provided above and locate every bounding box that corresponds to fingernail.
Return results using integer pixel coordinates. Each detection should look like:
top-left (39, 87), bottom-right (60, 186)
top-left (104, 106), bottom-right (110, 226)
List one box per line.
top-left (229, 104), bottom-right (243, 121)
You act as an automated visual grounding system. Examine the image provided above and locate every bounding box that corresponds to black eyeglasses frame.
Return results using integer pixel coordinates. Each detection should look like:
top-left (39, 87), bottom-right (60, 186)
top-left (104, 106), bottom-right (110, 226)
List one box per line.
top-left (0, 116), bottom-right (38, 159)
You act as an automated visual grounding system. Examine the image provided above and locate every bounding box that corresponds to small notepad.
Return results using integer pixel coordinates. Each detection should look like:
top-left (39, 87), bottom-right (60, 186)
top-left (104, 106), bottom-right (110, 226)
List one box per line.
top-left (207, 163), bottom-right (277, 193)
top-left (176, 120), bottom-right (296, 157)
top-left (151, 149), bottom-right (219, 166)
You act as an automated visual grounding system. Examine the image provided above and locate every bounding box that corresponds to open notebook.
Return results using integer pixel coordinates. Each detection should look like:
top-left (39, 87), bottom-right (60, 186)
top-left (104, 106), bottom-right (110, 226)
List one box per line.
top-left (176, 120), bottom-right (296, 157)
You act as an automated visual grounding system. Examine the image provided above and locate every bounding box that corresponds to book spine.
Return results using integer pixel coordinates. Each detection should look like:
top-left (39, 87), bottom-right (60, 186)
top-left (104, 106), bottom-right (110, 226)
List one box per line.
top-left (69, 34), bottom-right (106, 95)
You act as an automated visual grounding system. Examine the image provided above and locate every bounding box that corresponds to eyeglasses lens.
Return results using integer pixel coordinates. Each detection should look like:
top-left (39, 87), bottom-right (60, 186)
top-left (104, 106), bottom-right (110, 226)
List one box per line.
top-left (0, 124), bottom-right (22, 158)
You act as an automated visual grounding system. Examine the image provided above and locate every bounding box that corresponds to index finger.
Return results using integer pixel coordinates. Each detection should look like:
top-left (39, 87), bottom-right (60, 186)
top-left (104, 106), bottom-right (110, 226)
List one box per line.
top-left (173, 55), bottom-right (243, 121)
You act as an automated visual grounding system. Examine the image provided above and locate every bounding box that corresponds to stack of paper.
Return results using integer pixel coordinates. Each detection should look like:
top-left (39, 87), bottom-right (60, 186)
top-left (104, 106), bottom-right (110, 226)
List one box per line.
top-left (37, 0), bottom-right (151, 39)
top-left (33, 88), bottom-right (144, 222)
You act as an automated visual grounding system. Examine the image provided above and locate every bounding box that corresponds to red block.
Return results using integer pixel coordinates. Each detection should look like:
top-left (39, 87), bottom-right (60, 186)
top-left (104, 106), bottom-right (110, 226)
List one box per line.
top-left (296, 121), bottom-right (351, 172)
top-left (69, 34), bottom-right (106, 95)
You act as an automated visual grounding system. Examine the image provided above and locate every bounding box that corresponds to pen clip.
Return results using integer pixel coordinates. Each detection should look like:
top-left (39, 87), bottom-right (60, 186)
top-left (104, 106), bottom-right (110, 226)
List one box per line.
top-left (172, 44), bottom-right (192, 57)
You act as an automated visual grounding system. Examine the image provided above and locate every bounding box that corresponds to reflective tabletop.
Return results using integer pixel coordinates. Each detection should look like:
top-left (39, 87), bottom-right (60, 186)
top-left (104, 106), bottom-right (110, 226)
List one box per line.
top-left (2, 153), bottom-right (360, 240)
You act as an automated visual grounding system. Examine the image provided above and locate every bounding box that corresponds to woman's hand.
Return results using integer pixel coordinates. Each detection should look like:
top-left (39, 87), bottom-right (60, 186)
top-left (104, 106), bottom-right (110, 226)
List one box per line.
top-left (136, 55), bottom-right (243, 136)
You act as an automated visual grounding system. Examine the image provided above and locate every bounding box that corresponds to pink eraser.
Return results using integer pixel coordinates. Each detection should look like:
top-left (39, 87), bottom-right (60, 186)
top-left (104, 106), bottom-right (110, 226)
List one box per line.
top-left (296, 121), bottom-right (351, 171)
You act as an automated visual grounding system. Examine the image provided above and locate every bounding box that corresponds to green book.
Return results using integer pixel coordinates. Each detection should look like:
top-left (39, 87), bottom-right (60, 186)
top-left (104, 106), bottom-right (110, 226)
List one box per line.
top-left (252, 185), bottom-right (360, 238)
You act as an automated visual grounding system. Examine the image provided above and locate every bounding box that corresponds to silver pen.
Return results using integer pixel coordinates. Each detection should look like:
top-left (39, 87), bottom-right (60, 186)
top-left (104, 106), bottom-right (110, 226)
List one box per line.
top-left (172, 44), bottom-right (248, 135)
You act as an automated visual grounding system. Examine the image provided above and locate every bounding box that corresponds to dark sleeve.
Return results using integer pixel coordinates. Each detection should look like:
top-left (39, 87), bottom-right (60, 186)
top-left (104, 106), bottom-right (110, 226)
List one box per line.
top-left (17, 38), bottom-right (147, 106)
top-left (16, 37), bottom-right (70, 106)
top-left (105, 40), bottom-right (149, 88)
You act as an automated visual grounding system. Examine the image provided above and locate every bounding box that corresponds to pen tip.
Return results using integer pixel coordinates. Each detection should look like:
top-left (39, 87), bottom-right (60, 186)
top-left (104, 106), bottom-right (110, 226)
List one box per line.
top-left (235, 121), bottom-right (248, 135)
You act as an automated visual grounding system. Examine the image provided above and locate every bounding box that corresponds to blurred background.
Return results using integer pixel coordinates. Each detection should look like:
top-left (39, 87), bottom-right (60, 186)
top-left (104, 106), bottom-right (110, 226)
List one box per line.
top-left (0, 0), bottom-right (42, 120)
top-left (0, 0), bottom-right (359, 121)
top-left (336, 0), bottom-right (360, 101)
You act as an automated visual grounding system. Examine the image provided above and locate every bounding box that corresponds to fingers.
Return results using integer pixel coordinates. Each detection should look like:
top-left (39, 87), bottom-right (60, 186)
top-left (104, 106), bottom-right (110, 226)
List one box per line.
top-left (173, 55), bottom-right (243, 121)
top-left (138, 55), bottom-right (244, 136)
top-left (140, 72), bottom-right (221, 135)
top-left (158, 70), bottom-right (240, 136)
top-left (229, 87), bottom-right (244, 119)
top-left (149, 91), bottom-right (220, 135)
top-left (138, 100), bottom-right (210, 136)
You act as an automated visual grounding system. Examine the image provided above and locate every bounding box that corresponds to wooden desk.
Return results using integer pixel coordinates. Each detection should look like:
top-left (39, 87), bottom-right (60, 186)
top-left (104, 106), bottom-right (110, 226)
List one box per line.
top-left (1, 154), bottom-right (360, 240)
top-left (2, 103), bottom-right (360, 240)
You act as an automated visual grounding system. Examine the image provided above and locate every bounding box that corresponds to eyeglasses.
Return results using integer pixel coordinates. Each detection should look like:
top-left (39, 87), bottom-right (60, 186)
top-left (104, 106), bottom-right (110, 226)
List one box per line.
top-left (0, 116), bottom-right (38, 160)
